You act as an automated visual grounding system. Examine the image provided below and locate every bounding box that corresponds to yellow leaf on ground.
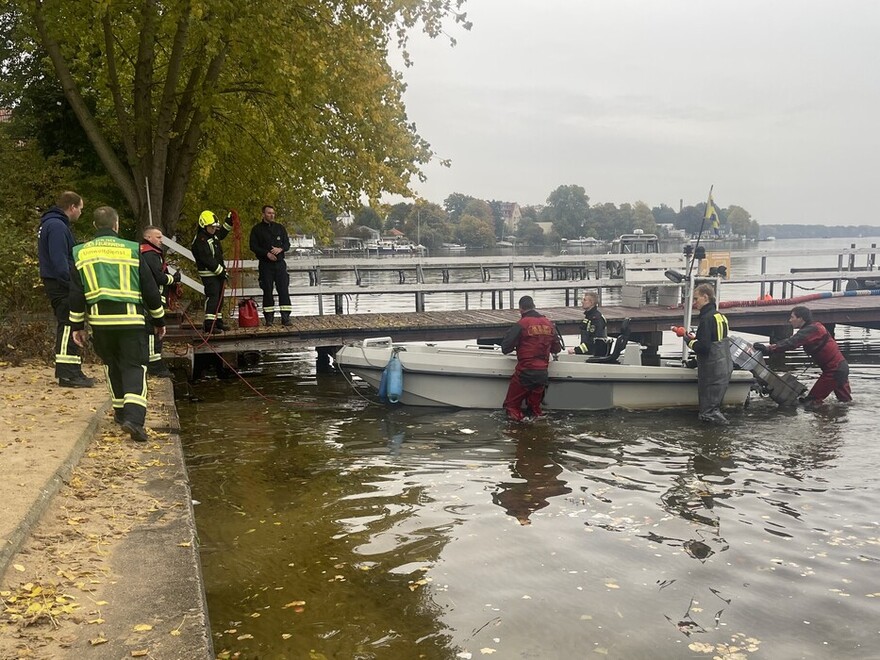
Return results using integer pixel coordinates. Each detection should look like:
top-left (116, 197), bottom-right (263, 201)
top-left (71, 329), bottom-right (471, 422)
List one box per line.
top-left (131, 651), bottom-right (149, 657)
top-left (170, 630), bottom-right (181, 636)
top-left (13, 564), bottom-right (25, 572)
top-left (90, 637), bottom-right (108, 646)
top-left (133, 623), bottom-right (153, 631)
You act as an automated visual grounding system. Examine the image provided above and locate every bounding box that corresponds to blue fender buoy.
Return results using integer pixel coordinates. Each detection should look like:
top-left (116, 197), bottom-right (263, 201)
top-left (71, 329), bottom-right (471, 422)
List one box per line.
top-left (386, 352), bottom-right (403, 403)
top-left (377, 367), bottom-right (388, 402)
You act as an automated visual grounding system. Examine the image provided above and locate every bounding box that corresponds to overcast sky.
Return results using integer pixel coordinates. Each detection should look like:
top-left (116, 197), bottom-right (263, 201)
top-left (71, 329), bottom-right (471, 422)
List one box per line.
top-left (392, 0), bottom-right (880, 225)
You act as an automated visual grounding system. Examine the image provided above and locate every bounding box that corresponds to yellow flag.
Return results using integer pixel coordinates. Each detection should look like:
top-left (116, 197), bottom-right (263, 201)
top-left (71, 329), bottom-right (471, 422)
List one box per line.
top-left (704, 190), bottom-right (719, 228)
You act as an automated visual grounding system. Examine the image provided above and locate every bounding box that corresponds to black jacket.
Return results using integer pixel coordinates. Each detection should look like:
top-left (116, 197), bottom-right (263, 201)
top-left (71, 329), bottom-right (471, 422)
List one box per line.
top-left (249, 220), bottom-right (291, 262)
top-left (192, 226), bottom-right (230, 278)
top-left (688, 302), bottom-right (729, 357)
top-left (573, 306), bottom-right (607, 355)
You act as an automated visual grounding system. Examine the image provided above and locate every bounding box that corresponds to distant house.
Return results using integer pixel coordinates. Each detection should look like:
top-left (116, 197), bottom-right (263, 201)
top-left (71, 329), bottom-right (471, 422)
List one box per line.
top-left (499, 202), bottom-right (522, 233)
top-left (0, 108), bottom-right (12, 124)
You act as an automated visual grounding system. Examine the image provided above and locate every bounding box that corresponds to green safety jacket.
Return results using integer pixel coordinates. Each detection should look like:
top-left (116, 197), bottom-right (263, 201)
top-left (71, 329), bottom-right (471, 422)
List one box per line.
top-left (69, 229), bottom-right (166, 329)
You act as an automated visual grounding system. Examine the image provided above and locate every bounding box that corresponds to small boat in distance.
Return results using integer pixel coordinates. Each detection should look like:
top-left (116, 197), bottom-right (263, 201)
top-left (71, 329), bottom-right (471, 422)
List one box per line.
top-left (440, 243), bottom-right (466, 252)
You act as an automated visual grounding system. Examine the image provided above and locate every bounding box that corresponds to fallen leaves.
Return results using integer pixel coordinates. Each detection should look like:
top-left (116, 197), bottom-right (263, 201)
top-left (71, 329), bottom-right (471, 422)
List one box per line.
top-left (1, 582), bottom-right (79, 626)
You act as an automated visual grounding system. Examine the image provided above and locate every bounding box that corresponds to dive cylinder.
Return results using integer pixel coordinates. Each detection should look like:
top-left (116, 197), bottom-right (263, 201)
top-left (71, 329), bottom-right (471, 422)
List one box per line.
top-left (386, 351), bottom-right (403, 403)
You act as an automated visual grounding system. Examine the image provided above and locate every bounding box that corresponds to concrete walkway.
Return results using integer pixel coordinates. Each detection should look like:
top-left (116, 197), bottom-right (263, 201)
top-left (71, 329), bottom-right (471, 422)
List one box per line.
top-left (0, 365), bottom-right (212, 658)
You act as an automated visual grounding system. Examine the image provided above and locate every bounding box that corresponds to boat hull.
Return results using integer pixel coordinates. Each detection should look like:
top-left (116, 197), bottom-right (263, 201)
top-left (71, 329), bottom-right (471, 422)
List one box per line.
top-left (336, 340), bottom-right (754, 411)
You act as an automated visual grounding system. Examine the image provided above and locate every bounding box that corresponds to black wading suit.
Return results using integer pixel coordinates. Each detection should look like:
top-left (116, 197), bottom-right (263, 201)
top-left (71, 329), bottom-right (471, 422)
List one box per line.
top-left (687, 302), bottom-right (733, 421)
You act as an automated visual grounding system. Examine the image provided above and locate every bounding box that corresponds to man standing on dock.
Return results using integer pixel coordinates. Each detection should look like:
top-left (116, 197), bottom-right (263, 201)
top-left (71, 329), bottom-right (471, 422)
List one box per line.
top-left (501, 296), bottom-right (562, 421)
top-left (754, 306), bottom-right (851, 408)
top-left (249, 204), bottom-right (292, 326)
top-left (192, 210), bottom-right (232, 333)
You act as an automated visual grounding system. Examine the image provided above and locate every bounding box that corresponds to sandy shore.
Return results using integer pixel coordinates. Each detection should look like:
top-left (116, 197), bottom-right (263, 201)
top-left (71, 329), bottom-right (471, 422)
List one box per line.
top-left (0, 365), bottom-right (211, 658)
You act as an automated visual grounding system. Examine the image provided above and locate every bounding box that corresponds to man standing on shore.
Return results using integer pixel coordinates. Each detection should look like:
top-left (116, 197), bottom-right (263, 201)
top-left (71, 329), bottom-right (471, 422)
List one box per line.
top-left (140, 226), bottom-right (180, 377)
top-left (37, 191), bottom-right (94, 388)
top-left (249, 204), bottom-right (292, 326)
top-left (69, 207), bottom-right (166, 442)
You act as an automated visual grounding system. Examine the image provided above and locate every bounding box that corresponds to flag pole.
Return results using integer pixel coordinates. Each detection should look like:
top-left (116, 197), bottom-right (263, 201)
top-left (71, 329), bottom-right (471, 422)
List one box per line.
top-left (680, 185), bottom-right (714, 362)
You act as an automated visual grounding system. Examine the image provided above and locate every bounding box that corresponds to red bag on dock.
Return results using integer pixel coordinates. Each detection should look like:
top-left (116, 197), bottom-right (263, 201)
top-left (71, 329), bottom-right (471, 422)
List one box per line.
top-left (237, 298), bottom-right (260, 328)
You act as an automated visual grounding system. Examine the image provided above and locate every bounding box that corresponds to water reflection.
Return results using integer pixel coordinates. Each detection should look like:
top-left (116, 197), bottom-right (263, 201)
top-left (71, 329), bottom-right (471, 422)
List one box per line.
top-left (491, 426), bottom-right (572, 525)
top-left (180, 347), bottom-right (880, 659)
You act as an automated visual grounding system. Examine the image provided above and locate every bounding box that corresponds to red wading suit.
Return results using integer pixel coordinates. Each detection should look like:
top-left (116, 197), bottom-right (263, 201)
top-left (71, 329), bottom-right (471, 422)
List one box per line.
top-left (769, 321), bottom-right (852, 403)
top-left (501, 309), bottom-right (562, 420)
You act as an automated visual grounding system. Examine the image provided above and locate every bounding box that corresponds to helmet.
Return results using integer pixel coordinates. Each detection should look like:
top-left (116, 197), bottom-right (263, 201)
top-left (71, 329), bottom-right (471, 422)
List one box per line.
top-left (198, 210), bottom-right (219, 228)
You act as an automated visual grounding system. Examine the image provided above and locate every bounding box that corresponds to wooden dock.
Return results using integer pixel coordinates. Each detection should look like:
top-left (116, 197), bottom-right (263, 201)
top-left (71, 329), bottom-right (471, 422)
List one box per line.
top-left (166, 295), bottom-right (880, 357)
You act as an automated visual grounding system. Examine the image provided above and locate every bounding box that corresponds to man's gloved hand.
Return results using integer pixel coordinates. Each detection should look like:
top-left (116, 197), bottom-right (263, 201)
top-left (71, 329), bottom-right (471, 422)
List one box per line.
top-left (226, 210), bottom-right (239, 228)
top-left (753, 342), bottom-right (769, 354)
top-left (172, 270), bottom-right (182, 283)
top-left (672, 326), bottom-right (693, 339)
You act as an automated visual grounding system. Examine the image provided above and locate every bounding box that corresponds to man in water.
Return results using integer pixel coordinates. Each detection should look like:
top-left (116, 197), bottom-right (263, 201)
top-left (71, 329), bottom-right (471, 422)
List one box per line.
top-left (676, 283), bottom-right (733, 424)
top-left (754, 306), bottom-right (851, 408)
top-left (501, 296), bottom-right (562, 421)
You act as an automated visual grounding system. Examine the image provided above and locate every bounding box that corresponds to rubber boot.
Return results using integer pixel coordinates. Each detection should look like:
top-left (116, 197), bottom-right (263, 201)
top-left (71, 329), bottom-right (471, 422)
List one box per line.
top-left (281, 312), bottom-right (292, 327)
top-left (264, 313), bottom-right (275, 327)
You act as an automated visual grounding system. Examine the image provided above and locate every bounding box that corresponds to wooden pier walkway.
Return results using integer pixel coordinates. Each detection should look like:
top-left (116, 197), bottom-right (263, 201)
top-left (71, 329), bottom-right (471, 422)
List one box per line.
top-left (166, 295), bottom-right (880, 357)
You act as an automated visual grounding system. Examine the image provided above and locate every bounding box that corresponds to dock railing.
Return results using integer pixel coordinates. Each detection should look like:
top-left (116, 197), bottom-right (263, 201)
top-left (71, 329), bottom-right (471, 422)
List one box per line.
top-left (161, 237), bottom-right (879, 315)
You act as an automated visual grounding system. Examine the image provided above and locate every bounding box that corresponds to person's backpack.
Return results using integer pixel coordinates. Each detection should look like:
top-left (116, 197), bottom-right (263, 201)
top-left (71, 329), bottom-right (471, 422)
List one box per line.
top-left (237, 298), bottom-right (259, 328)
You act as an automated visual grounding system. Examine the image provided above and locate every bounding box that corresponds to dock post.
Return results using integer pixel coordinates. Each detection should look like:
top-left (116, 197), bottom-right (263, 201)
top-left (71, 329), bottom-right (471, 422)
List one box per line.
top-left (871, 244), bottom-right (877, 271)
top-left (849, 244), bottom-right (856, 271)
top-left (760, 256), bottom-right (767, 298)
top-left (464, 292), bottom-right (469, 310)
top-left (317, 294), bottom-right (324, 316)
top-left (334, 294), bottom-right (344, 315)
top-left (415, 292), bottom-right (425, 313)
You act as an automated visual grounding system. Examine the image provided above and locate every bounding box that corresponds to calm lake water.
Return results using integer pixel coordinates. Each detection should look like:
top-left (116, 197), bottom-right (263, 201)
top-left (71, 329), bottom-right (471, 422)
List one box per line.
top-left (179, 238), bottom-right (880, 659)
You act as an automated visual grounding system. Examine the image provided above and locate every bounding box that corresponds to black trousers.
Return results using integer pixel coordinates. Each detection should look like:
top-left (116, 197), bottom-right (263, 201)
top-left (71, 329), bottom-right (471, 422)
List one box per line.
top-left (258, 260), bottom-right (291, 316)
top-left (92, 327), bottom-right (149, 426)
top-left (202, 276), bottom-right (225, 326)
top-left (42, 278), bottom-right (83, 379)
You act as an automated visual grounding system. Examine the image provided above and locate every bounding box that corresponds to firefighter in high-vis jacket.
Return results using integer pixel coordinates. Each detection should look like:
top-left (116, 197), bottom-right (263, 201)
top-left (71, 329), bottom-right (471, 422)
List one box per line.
top-left (191, 210), bottom-right (232, 333)
top-left (140, 225), bottom-right (181, 377)
top-left (69, 207), bottom-right (166, 443)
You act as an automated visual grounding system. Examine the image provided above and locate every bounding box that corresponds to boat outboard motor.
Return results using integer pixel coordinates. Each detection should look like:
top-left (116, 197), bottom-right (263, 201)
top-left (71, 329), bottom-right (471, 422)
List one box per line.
top-left (728, 335), bottom-right (807, 406)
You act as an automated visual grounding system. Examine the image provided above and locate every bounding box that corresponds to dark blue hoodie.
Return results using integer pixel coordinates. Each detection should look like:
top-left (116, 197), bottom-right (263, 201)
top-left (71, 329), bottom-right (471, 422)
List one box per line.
top-left (38, 206), bottom-right (75, 281)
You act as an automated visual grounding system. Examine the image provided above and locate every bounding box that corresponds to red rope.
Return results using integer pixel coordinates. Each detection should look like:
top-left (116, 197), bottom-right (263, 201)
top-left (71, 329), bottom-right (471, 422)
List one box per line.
top-left (227, 209), bottom-right (244, 309)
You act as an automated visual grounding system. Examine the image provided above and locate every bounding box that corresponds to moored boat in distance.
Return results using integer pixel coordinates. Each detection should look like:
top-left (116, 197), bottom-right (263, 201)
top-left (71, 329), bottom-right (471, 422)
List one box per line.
top-left (440, 243), bottom-right (466, 252)
top-left (336, 336), bottom-right (755, 412)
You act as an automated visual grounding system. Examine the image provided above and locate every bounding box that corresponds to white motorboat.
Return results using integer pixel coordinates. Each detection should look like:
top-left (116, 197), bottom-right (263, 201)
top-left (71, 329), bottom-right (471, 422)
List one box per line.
top-left (336, 336), bottom-right (755, 412)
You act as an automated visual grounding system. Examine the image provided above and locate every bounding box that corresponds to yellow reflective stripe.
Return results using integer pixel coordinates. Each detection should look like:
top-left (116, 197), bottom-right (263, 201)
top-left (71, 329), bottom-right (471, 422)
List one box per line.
top-left (84, 287), bottom-right (141, 300)
top-left (146, 306), bottom-right (165, 320)
top-left (82, 263), bottom-right (99, 292)
top-left (123, 393), bottom-right (148, 408)
top-left (69, 311), bottom-right (85, 324)
top-left (56, 355), bottom-right (81, 364)
top-left (713, 313), bottom-right (729, 339)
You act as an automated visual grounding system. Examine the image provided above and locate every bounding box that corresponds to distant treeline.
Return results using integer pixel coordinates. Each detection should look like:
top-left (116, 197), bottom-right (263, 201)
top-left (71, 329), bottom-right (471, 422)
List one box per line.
top-left (761, 225), bottom-right (880, 240)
